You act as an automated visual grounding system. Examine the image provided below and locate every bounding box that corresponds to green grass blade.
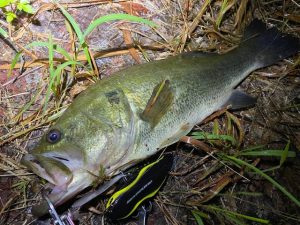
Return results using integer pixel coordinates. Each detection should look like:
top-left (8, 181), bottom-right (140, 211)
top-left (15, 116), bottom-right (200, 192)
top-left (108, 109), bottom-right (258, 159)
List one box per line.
top-left (213, 119), bottom-right (219, 135)
top-left (26, 41), bottom-right (72, 60)
top-left (216, 0), bottom-right (228, 28)
top-left (49, 35), bottom-right (54, 79)
top-left (207, 205), bottom-right (269, 224)
top-left (14, 84), bottom-right (43, 121)
top-left (83, 13), bottom-right (157, 38)
top-left (191, 210), bottom-right (207, 225)
top-left (82, 13), bottom-right (156, 74)
top-left (53, 44), bottom-right (73, 61)
top-left (239, 150), bottom-right (296, 158)
top-left (53, 60), bottom-right (83, 89)
top-left (242, 145), bottom-right (266, 151)
top-left (0, 26), bottom-right (8, 38)
top-left (280, 140), bottom-right (290, 166)
top-left (43, 60), bottom-right (82, 112)
top-left (53, 61), bottom-right (83, 78)
top-left (227, 156), bottom-right (300, 207)
top-left (191, 132), bottom-right (236, 145)
top-left (220, 191), bottom-right (263, 197)
top-left (8, 51), bottom-right (23, 77)
top-left (55, 2), bottom-right (93, 70)
top-left (227, 215), bottom-right (248, 225)
top-left (82, 45), bottom-right (93, 73)
top-left (56, 2), bottom-right (84, 44)
top-left (260, 165), bottom-right (280, 173)
top-left (47, 106), bottom-right (68, 122)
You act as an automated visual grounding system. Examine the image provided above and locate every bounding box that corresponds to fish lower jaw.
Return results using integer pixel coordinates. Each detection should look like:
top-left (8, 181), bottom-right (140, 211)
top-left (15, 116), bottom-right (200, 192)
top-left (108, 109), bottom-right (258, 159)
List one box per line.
top-left (45, 182), bottom-right (68, 195)
top-left (48, 170), bottom-right (96, 206)
top-left (33, 169), bottom-right (72, 192)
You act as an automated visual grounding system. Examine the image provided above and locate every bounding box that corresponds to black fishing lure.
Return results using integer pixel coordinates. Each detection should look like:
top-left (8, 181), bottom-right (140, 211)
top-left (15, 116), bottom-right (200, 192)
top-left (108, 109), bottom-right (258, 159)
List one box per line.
top-left (105, 154), bottom-right (173, 220)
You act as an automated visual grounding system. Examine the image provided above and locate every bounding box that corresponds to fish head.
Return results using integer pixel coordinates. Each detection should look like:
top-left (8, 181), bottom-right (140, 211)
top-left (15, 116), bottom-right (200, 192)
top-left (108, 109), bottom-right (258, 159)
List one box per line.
top-left (22, 88), bottom-right (136, 216)
top-left (22, 129), bottom-right (75, 189)
top-left (22, 112), bottom-right (134, 207)
top-left (21, 114), bottom-right (109, 207)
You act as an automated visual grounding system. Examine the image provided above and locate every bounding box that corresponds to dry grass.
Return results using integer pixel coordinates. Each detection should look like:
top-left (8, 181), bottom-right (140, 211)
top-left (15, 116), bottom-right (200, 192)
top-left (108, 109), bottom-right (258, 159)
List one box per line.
top-left (0, 0), bottom-right (300, 224)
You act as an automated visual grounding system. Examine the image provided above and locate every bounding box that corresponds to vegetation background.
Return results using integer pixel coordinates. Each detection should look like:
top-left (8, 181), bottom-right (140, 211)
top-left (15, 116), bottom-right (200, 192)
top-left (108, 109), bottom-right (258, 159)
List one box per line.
top-left (0, 0), bottom-right (299, 224)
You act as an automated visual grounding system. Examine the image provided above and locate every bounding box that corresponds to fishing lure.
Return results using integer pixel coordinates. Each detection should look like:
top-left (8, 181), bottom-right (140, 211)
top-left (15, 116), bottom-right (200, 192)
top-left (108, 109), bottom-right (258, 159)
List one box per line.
top-left (105, 154), bottom-right (173, 220)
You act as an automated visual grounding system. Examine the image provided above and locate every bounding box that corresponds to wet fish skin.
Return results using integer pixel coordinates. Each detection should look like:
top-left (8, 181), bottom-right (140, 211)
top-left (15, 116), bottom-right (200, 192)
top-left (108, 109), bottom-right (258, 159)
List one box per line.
top-left (21, 19), bottom-right (300, 216)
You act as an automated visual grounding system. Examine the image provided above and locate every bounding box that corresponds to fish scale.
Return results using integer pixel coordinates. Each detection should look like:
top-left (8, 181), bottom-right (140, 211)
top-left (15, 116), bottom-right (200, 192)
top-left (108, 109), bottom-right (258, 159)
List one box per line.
top-left (121, 54), bottom-right (252, 158)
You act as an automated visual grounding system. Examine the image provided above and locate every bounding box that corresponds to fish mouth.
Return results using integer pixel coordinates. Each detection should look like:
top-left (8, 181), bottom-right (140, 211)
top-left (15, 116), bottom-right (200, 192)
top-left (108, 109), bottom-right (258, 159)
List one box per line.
top-left (22, 154), bottom-right (96, 217)
top-left (22, 153), bottom-right (73, 190)
top-left (30, 170), bottom-right (95, 217)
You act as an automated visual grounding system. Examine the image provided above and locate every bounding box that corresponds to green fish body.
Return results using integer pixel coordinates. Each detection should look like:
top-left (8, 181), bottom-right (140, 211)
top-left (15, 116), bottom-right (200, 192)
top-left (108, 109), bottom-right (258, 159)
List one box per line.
top-left (22, 20), bottom-right (300, 216)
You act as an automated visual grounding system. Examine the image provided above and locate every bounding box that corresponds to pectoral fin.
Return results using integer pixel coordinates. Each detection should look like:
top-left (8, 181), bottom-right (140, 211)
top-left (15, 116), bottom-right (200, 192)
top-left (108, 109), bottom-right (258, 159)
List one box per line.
top-left (224, 90), bottom-right (257, 110)
top-left (141, 80), bottom-right (174, 128)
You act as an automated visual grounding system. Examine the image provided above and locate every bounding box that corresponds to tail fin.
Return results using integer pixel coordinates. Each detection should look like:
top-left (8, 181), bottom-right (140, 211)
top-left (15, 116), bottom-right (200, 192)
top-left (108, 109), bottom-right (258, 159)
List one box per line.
top-left (240, 19), bottom-right (299, 68)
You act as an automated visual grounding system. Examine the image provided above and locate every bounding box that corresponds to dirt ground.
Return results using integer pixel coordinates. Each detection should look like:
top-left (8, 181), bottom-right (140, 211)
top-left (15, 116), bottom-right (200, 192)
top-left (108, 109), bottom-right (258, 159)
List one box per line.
top-left (0, 0), bottom-right (300, 225)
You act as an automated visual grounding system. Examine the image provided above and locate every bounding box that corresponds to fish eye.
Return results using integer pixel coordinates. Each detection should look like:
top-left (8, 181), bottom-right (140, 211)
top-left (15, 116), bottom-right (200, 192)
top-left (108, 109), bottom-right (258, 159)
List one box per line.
top-left (46, 129), bottom-right (61, 144)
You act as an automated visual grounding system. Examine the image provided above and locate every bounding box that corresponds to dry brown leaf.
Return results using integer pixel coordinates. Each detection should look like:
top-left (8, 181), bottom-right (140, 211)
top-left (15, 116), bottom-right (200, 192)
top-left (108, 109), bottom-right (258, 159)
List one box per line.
top-left (119, 2), bottom-right (149, 16)
top-left (121, 29), bottom-right (142, 64)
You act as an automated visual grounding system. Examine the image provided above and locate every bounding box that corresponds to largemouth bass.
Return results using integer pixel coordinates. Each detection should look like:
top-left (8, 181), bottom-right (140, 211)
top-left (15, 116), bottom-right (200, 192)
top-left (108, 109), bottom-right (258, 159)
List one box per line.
top-left (22, 20), bottom-right (299, 216)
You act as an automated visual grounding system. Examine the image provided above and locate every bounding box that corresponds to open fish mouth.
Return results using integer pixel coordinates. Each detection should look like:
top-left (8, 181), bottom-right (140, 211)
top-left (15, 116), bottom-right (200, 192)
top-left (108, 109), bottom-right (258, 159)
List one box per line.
top-left (21, 153), bottom-right (73, 190)
top-left (22, 154), bottom-right (96, 216)
top-left (31, 169), bottom-right (95, 217)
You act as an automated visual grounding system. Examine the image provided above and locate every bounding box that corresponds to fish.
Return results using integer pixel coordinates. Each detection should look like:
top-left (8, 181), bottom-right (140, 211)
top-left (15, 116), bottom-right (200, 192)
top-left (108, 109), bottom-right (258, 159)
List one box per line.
top-left (21, 19), bottom-right (300, 216)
